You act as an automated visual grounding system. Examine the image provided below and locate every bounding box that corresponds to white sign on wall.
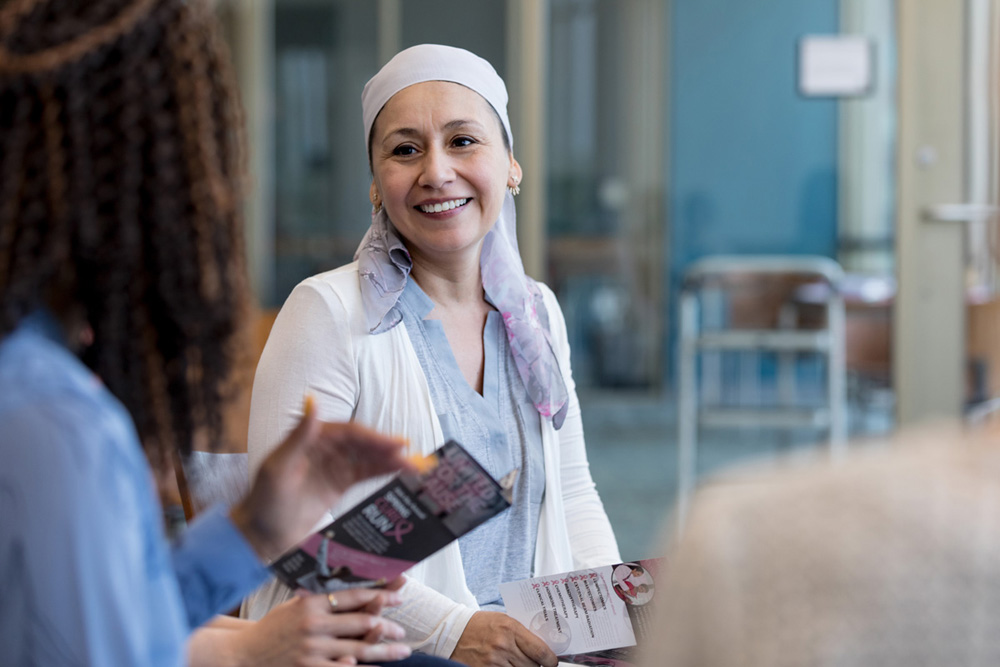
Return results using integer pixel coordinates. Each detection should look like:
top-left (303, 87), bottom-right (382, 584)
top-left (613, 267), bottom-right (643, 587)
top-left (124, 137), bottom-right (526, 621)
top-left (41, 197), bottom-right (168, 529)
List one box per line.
top-left (799, 35), bottom-right (873, 97)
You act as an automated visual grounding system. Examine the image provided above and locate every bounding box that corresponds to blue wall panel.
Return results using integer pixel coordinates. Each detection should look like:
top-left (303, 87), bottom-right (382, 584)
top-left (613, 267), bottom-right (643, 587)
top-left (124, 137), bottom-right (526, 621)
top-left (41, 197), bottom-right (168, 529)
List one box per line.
top-left (665, 0), bottom-right (840, 384)
top-left (669, 0), bottom-right (840, 272)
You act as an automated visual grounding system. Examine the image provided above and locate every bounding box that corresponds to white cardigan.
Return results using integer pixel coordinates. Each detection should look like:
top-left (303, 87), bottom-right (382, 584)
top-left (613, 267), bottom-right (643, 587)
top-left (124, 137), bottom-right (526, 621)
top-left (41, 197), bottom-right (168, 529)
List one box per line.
top-left (241, 262), bottom-right (621, 657)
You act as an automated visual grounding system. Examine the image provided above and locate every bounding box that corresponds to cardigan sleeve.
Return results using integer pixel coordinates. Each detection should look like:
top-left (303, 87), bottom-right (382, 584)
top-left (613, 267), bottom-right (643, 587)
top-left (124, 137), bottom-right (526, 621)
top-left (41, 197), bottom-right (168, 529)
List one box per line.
top-left (540, 284), bottom-right (623, 567)
top-left (247, 276), bottom-right (360, 478)
top-left (242, 273), bottom-right (478, 657)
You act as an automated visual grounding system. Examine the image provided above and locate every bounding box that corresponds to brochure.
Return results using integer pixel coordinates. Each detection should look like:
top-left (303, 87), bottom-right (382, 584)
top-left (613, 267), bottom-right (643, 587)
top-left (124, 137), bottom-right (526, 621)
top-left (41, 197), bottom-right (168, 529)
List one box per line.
top-left (499, 558), bottom-right (663, 666)
top-left (271, 439), bottom-right (516, 593)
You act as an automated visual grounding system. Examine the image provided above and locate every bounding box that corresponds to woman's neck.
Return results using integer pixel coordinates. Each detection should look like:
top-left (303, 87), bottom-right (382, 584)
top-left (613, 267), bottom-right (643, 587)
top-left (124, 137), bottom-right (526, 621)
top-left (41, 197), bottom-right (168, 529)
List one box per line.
top-left (45, 295), bottom-right (93, 355)
top-left (409, 254), bottom-right (485, 308)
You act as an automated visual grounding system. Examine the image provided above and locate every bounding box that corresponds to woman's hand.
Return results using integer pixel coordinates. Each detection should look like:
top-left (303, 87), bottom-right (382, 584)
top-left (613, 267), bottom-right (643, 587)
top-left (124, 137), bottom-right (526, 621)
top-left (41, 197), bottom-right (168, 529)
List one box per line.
top-left (190, 586), bottom-right (412, 667)
top-left (450, 611), bottom-right (558, 667)
top-left (236, 588), bottom-right (412, 666)
top-left (230, 403), bottom-right (412, 561)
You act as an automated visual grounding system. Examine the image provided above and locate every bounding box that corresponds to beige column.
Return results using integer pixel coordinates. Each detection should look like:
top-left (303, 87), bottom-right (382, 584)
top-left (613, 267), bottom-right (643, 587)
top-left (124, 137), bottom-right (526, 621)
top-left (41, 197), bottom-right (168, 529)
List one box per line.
top-left (894, 0), bottom-right (966, 424)
top-left (506, 0), bottom-right (549, 280)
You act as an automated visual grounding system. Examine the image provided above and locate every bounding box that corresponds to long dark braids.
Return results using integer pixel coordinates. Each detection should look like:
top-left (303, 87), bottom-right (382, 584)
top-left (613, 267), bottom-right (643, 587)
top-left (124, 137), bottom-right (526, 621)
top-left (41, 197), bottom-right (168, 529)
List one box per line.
top-left (0, 0), bottom-right (252, 465)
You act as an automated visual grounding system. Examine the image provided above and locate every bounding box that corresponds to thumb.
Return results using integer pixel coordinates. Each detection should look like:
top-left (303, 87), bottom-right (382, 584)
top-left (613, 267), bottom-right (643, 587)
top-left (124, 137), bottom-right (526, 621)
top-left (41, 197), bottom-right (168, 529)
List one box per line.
top-left (275, 394), bottom-right (320, 460)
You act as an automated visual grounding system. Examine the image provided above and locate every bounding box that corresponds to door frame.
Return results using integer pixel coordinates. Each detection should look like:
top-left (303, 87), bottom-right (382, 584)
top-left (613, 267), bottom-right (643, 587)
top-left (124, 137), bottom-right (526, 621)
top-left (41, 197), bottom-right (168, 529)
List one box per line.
top-left (894, 0), bottom-right (967, 424)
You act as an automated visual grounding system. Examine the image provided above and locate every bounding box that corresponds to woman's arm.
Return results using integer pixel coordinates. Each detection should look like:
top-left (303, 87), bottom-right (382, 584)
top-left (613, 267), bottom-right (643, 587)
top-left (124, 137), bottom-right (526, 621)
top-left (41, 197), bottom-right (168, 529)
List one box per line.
top-left (542, 285), bottom-right (622, 566)
top-left (248, 277), bottom-right (360, 478)
top-left (0, 401), bottom-right (188, 665)
top-left (201, 615), bottom-right (251, 631)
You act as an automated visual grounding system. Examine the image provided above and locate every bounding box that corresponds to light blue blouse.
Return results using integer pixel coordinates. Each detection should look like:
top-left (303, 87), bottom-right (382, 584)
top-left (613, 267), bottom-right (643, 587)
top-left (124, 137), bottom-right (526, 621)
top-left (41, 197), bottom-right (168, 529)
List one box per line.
top-left (397, 281), bottom-right (545, 610)
top-left (0, 313), bottom-right (268, 666)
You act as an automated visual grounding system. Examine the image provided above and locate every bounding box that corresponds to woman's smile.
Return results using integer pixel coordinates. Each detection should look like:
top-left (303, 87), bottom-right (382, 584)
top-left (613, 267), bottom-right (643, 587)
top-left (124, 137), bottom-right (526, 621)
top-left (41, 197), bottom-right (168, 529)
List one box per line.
top-left (416, 197), bottom-right (471, 215)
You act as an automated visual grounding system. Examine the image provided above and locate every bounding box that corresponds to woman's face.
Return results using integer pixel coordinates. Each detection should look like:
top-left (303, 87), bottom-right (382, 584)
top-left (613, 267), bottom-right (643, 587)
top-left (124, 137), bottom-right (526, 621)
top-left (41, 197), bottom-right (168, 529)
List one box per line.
top-left (369, 81), bottom-right (520, 267)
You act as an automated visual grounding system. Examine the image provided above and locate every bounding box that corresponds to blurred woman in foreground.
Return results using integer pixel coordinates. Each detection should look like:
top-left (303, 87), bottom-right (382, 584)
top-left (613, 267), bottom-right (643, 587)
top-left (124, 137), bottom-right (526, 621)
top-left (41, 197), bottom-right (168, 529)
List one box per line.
top-left (0, 1), bottom-right (453, 664)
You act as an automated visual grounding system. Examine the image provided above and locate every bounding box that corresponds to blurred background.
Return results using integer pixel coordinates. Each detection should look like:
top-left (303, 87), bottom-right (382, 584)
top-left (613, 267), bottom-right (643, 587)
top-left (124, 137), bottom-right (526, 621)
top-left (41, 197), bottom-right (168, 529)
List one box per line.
top-left (211, 0), bottom-right (1000, 559)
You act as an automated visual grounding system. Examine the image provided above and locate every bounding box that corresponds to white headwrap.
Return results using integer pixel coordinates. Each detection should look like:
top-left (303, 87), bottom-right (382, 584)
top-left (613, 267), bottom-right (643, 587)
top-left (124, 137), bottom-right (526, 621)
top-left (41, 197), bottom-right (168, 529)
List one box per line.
top-left (362, 44), bottom-right (513, 152)
top-left (354, 44), bottom-right (568, 428)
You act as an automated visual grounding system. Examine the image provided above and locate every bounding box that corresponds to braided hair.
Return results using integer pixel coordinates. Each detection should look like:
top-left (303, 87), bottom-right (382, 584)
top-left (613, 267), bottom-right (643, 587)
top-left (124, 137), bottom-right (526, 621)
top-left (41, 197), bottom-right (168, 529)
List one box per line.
top-left (0, 0), bottom-right (251, 464)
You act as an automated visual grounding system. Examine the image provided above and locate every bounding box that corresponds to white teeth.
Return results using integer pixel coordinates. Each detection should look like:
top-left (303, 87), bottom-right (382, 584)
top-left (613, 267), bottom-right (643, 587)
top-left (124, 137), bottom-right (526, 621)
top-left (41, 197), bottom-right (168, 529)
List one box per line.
top-left (419, 198), bottom-right (468, 213)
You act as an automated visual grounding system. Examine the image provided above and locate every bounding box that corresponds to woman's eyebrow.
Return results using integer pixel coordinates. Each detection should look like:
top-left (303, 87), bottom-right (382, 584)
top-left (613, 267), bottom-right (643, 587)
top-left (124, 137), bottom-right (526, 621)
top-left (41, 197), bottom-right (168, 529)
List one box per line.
top-left (442, 119), bottom-right (486, 132)
top-left (382, 119), bottom-right (487, 142)
top-left (382, 127), bottom-right (420, 142)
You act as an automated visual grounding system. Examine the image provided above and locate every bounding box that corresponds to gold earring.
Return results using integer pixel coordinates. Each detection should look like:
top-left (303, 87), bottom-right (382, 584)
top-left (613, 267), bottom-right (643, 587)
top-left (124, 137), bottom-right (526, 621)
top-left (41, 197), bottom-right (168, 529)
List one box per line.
top-left (372, 194), bottom-right (382, 212)
top-left (507, 179), bottom-right (520, 197)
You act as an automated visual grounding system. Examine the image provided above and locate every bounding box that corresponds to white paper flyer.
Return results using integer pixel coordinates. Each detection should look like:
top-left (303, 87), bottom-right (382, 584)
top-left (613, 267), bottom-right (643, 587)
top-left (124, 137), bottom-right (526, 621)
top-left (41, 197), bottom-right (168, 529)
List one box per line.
top-left (499, 558), bottom-right (662, 666)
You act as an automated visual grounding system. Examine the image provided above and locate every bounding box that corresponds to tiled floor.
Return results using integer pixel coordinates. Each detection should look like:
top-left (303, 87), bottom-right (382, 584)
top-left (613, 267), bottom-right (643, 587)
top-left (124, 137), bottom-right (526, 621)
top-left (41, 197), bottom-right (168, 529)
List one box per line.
top-left (580, 387), bottom-right (895, 560)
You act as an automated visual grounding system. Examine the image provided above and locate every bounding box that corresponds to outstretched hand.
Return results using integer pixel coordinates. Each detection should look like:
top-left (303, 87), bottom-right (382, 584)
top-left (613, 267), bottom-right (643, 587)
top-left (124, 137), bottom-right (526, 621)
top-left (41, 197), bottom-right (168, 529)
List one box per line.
top-left (230, 400), bottom-right (412, 561)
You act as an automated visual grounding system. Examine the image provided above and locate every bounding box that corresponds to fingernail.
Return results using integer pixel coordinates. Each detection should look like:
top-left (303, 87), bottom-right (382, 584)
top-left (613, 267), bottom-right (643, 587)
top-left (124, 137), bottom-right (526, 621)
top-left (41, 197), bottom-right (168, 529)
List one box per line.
top-left (384, 592), bottom-right (403, 606)
top-left (390, 645), bottom-right (412, 659)
top-left (407, 453), bottom-right (437, 473)
top-left (303, 393), bottom-right (315, 417)
top-left (384, 622), bottom-right (406, 640)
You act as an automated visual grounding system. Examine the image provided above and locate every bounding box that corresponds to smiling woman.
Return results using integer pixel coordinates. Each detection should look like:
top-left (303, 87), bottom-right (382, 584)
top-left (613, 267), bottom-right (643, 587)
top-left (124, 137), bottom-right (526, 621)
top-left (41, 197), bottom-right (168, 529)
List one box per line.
top-left (368, 80), bottom-right (519, 275)
top-left (242, 44), bottom-right (622, 667)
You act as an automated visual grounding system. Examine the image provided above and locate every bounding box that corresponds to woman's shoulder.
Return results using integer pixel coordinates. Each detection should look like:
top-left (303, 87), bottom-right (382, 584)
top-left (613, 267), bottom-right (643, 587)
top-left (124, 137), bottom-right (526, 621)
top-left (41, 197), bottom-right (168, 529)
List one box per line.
top-left (265, 263), bottom-right (368, 339)
top-left (526, 278), bottom-right (565, 323)
top-left (301, 261), bottom-right (362, 291)
top-left (291, 262), bottom-right (364, 311)
top-left (526, 276), bottom-right (557, 303)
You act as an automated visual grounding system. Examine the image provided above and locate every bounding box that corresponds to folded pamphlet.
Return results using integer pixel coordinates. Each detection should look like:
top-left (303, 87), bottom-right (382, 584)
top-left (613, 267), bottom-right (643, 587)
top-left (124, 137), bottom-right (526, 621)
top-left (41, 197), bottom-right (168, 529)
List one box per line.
top-left (271, 439), bottom-right (516, 593)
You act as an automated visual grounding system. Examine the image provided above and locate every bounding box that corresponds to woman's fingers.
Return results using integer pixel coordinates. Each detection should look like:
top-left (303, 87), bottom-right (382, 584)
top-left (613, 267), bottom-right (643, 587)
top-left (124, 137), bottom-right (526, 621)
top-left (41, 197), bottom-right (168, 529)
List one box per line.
top-left (360, 619), bottom-right (397, 645)
top-left (233, 419), bottom-right (412, 562)
top-left (299, 636), bottom-right (412, 665)
top-left (353, 639), bottom-right (413, 663)
top-left (383, 576), bottom-right (407, 591)
top-left (451, 611), bottom-right (559, 667)
top-left (334, 613), bottom-right (405, 642)
top-left (312, 421), bottom-right (413, 486)
top-left (301, 588), bottom-right (402, 615)
top-left (328, 658), bottom-right (357, 667)
top-left (229, 592), bottom-right (410, 667)
top-left (298, 592), bottom-right (407, 645)
top-left (513, 626), bottom-right (559, 667)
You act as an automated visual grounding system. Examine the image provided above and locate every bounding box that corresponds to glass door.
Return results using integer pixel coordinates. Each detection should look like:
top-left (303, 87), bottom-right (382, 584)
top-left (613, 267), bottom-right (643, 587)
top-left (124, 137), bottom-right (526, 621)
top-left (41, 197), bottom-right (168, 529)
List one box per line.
top-left (547, 0), bottom-right (667, 391)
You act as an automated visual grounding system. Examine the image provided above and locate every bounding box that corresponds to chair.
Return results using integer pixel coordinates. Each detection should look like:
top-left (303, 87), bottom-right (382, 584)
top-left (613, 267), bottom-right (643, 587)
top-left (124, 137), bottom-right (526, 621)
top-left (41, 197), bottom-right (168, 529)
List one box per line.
top-left (676, 255), bottom-right (847, 524)
top-left (184, 451), bottom-right (250, 511)
top-left (172, 308), bottom-right (278, 518)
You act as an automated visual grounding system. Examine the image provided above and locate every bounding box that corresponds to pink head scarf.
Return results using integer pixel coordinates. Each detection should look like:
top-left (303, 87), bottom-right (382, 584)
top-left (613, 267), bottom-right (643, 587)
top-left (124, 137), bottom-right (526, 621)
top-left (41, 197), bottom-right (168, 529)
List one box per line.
top-left (355, 44), bottom-right (568, 428)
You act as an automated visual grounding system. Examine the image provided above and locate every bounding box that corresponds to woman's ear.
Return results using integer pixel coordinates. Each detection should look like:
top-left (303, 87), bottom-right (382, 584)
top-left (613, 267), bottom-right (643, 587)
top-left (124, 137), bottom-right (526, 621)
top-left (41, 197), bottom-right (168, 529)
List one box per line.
top-left (508, 157), bottom-right (523, 189)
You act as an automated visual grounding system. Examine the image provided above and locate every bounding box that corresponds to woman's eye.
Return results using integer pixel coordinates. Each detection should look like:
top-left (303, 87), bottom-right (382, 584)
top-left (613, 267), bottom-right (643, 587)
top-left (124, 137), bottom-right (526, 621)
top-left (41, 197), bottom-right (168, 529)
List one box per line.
top-left (452, 136), bottom-right (475, 148)
top-left (392, 145), bottom-right (417, 156)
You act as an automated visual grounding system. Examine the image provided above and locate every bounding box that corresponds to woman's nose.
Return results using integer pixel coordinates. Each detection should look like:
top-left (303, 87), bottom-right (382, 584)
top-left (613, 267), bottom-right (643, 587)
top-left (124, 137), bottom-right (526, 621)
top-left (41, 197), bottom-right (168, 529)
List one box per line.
top-left (417, 147), bottom-right (454, 189)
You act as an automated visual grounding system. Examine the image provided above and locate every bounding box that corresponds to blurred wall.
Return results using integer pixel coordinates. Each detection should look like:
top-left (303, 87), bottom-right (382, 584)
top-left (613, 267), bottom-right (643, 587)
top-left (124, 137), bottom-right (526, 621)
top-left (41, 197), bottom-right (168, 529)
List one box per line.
top-left (664, 0), bottom-right (841, 382)
top-left (668, 0), bottom-right (840, 272)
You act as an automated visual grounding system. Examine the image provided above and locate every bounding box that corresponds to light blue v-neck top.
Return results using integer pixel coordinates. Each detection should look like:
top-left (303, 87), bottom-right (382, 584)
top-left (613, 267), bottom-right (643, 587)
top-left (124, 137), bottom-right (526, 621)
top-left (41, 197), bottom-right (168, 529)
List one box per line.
top-left (397, 280), bottom-right (545, 610)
